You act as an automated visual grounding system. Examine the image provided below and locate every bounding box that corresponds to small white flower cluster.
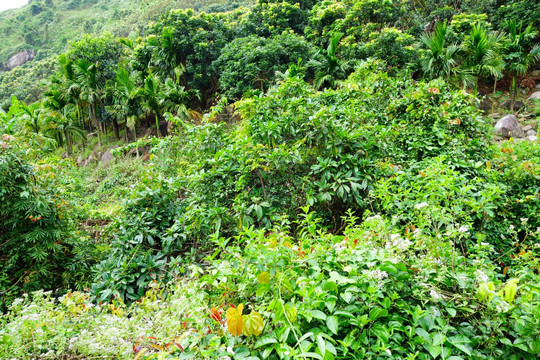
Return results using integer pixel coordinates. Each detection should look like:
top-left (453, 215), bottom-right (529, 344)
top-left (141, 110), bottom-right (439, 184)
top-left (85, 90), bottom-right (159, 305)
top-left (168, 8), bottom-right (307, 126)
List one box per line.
top-left (457, 225), bottom-right (469, 234)
top-left (364, 269), bottom-right (388, 281)
top-left (414, 202), bottom-right (429, 210)
top-left (475, 270), bottom-right (489, 283)
top-left (520, 218), bottom-right (528, 223)
top-left (495, 300), bottom-right (510, 313)
top-left (430, 289), bottom-right (445, 302)
top-left (365, 214), bottom-right (382, 221)
top-left (433, 258), bottom-right (444, 266)
top-left (333, 240), bottom-right (348, 253)
top-left (386, 234), bottom-right (411, 251)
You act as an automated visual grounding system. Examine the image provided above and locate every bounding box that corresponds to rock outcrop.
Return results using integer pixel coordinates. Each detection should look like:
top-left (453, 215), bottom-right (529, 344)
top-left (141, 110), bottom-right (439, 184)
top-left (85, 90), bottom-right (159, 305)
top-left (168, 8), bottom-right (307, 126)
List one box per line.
top-left (2, 49), bottom-right (35, 71)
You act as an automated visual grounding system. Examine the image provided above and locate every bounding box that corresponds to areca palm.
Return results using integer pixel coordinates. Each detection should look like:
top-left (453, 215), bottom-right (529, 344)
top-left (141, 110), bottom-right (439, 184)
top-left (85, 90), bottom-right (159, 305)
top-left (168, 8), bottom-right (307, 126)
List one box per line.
top-left (75, 59), bottom-right (103, 147)
top-left (503, 20), bottom-right (540, 109)
top-left (461, 24), bottom-right (505, 96)
top-left (420, 20), bottom-right (461, 81)
top-left (107, 67), bottom-right (143, 142)
top-left (142, 73), bottom-right (165, 137)
top-left (308, 32), bottom-right (354, 89)
top-left (160, 66), bottom-right (198, 119)
top-left (43, 110), bottom-right (85, 155)
top-left (20, 101), bottom-right (45, 135)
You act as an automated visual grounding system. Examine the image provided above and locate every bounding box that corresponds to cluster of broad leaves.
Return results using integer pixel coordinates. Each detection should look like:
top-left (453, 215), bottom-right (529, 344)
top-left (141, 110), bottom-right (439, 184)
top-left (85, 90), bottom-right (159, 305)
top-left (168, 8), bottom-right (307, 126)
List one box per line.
top-left (1, 210), bottom-right (539, 359)
top-left (89, 60), bottom-right (501, 302)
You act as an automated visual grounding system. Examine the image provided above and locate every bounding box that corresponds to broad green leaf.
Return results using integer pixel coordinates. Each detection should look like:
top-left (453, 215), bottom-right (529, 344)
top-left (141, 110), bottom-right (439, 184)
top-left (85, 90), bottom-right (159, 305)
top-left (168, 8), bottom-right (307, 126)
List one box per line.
top-left (448, 335), bottom-right (472, 356)
top-left (316, 334), bottom-right (326, 356)
top-left (372, 324), bottom-right (389, 343)
top-left (254, 335), bottom-right (278, 349)
top-left (327, 316), bottom-right (339, 335)
top-left (310, 310), bottom-right (327, 321)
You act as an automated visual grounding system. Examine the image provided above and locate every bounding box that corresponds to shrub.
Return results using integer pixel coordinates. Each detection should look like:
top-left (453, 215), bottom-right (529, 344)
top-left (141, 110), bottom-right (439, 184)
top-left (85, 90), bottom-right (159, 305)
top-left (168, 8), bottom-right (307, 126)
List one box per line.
top-left (0, 136), bottom-right (90, 311)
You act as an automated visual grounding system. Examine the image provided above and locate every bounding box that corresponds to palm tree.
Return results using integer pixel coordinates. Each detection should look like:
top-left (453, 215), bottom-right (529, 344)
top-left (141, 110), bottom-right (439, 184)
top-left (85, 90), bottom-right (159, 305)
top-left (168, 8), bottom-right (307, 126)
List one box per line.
top-left (308, 32), bottom-right (354, 89)
top-left (142, 73), bottom-right (165, 137)
top-left (43, 109), bottom-right (85, 155)
top-left (420, 20), bottom-right (461, 81)
top-left (160, 66), bottom-right (197, 119)
top-left (19, 101), bottom-right (45, 135)
top-left (503, 20), bottom-right (540, 110)
top-left (461, 24), bottom-right (505, 97)
top-left (75, 59), bottom-right (103, 147)
top-left (107, 67), bottom-right (143, 142)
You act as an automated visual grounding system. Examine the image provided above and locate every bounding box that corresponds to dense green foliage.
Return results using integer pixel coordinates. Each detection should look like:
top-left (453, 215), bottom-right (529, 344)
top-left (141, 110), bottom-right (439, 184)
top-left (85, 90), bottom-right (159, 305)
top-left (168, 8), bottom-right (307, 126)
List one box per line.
top-left (1, 0), bottom-right (540, 359)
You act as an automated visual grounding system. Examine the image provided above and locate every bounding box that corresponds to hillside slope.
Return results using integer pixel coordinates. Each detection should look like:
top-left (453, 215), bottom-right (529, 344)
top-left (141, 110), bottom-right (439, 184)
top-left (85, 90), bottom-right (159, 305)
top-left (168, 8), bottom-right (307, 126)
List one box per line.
top-left (0, 0), bottom-right (252, 104)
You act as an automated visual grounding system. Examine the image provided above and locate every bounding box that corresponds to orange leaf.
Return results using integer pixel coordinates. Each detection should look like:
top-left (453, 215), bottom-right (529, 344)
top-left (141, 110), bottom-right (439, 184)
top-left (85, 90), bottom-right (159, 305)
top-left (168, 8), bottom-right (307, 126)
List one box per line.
top-left (226, 304), bottom-right (244, 336)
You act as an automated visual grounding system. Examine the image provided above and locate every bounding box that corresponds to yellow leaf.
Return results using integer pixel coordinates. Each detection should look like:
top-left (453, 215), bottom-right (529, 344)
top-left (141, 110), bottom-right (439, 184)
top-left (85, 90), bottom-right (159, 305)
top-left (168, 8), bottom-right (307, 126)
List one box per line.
top-left (134, 348), bottom-right (148, 360)
top-left (226, 304), bottom-right (244, 336)
top-left (242, 311), bottom-right (264, 336)
top-left (257, 272), bottom-right (270, 284)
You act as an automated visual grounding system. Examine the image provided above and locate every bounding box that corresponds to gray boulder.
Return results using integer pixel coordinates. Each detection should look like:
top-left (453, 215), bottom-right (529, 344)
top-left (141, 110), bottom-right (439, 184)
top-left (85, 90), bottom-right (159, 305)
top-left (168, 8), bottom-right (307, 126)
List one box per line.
top-left (494, 115), bottom-right (525, 138)
top-left (528, 91), bottom-right (540, 101)
top-left (101, 146), bottom-right (120, 166)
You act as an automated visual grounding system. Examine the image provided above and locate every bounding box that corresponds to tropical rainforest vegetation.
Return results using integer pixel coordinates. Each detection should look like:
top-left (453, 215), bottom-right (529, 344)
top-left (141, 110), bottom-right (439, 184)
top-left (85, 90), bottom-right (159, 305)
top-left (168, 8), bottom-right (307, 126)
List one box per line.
top-left (1, 0), bottom-right (540, 359)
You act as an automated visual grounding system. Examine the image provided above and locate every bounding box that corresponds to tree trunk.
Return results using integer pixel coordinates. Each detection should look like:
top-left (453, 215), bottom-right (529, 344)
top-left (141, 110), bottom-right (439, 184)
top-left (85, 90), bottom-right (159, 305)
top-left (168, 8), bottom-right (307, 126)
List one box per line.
top-left (112, 118), bottom-right (120, 139)
top-left (155, 111), bottom-right (161, 137)
top-left (90, 104), bottom-right (101, 147)
top-left (492, 78), bottom-right (498, 114)
top-left (124, 123), bottom-right (129, 142)
top-left (511, 74), bottom-right (517, 112)
top-left (66, 132), bottom-right (72, 155)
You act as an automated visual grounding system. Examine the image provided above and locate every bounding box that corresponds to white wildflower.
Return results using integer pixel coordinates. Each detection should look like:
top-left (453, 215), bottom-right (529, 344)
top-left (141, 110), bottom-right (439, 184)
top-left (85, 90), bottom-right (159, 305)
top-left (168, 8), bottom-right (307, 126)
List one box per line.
top-left (364, 270), bottom-right (388, 281)
top-left (480, 242), bottom-right (490, 247)
top-left (386, 234), bottom-right (412, 251)
top-left (334, 241), bottom-right (347, 253)
top-left (227, 346), bottom-right (234, 354)
top-left (433, 258), bottom-right (443, 266)
top-left (415, 202), bottom-right (429, 210)
top-left (457, 225), bottom-right (469, 234)
top-left (430, 289), bottom-right (444, 302)
top-left (495, 300), bottom-right (510, 313)
top-left (509, 225), bottom-right (515, 231)
top-left (366, 261), bottom-right (376, 268)
top-left (475, 270), bottom-right (489, 283)
top-left (520, 218), bottom-right (528, 223)
top-left (365, 214), bottom-right (381, 221)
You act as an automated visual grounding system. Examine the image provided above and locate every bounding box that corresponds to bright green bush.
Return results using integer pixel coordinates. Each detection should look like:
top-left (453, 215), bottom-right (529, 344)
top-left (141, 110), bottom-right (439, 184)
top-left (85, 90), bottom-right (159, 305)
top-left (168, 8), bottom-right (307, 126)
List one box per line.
top-left (0, 136), bottom-right (91, 311)
top-left (1, 213), bottom-right (539, 358)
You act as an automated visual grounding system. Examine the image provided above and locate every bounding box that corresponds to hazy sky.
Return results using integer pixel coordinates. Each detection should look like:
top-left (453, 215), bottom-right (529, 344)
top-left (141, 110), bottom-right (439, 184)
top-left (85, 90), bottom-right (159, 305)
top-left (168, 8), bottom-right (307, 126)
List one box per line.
top-left (0, 0), bottom-right (29, 12)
